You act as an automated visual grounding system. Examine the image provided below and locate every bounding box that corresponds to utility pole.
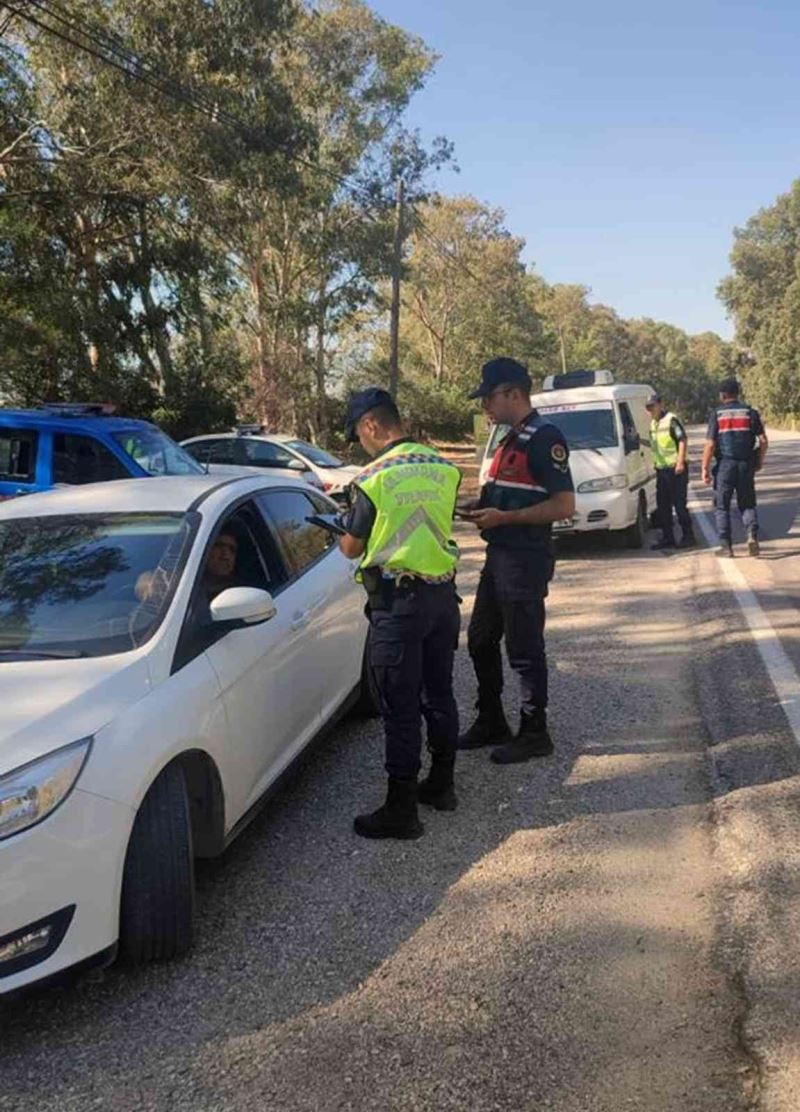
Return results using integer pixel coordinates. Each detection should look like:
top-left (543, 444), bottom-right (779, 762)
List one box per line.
top-left (389, 178), bottom-right (405, 398)
top-left (558, 325), bottom-right (568, 375)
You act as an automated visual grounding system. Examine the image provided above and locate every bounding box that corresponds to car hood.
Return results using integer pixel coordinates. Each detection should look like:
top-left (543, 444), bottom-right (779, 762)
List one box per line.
top-left (0, 654), bottom-right (151, 775)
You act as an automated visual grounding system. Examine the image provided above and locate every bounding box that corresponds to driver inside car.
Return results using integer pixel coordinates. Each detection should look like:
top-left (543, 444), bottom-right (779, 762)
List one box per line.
top-left (135, 530), bottom-right (239, 605)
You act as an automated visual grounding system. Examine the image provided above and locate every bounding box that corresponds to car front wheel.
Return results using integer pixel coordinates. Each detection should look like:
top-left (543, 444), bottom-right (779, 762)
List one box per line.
top-left (119, 761), bottom-right (195, 963)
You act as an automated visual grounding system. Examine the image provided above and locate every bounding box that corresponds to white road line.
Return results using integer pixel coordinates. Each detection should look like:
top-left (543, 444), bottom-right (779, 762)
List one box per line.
top-left (688, 493), bottom-right (800, 746)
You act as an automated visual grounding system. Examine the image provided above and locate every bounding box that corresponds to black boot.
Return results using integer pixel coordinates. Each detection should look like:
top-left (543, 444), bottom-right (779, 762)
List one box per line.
top-left (677, 531), bottom-right (696, 549)
top-left (354, 778), bottom-right (424, 840)
top-left (747, 530), bottom-right (760, 557)
top-left (651, 535), bottom-right (676, 551)
top-left (458, 700), bottom-right (511, 750)
top-left (418, 754), bottom-right (457, 811)
top-left (491, 710), bottom-right (554, 764)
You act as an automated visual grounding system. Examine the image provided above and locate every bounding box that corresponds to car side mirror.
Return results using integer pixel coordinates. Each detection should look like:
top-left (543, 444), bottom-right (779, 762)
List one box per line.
top-left (210, 587), bottom-right (276, 626)
top-left (625, 432), bottom-right (640, 454)
top-left (287, 459), bottom-right (306, 472)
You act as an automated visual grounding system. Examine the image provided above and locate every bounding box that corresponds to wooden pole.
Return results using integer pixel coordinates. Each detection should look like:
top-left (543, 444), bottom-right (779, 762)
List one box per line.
top-left (389, 178), bottom-right (405, 397)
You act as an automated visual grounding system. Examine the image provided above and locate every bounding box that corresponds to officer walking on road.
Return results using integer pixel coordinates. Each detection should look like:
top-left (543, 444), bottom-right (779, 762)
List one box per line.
top-left (645, 392), bottom-right (695, 550)
top-left (339, 388), bottom-right (462, 840)
top-left (459, 358), bottom-right (575, 763)
top-left (702, 377), bottom-right (768, 558)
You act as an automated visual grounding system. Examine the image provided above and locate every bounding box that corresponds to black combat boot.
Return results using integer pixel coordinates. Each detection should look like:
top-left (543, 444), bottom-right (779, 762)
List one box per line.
top-left (677, 530), bottom-right (696, 549)
top-left (353, 778), bottom-right (424, 840)
top-left (458, 699), bottom-right (511, 750)
top-left (491, 709), bottom-right (554, 765)
top-left (747, 530), bottom-right (760, 557)
top-left (651, 535), bottom-right (676, 551)
top-left (417, 754), bottom-right (457, 811)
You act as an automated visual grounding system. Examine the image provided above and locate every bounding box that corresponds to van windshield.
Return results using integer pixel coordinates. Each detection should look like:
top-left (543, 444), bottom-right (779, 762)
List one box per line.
top-left (486, 403), bottom-right (618, 454)
top-left (538, 404), bottom-right (618, 449)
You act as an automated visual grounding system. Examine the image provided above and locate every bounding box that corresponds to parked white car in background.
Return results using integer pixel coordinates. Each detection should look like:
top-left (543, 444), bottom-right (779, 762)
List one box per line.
top-left (181, 429), bottom-right (360, 496)
top-left (479, 370), bottom-right (657, 547)
top-left (0, 474), bottom-right (371, 996)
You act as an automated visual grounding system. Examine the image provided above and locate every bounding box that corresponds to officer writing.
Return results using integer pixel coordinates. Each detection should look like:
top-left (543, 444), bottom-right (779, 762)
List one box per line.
top-left (459, 358), bottom-right (575, 763)
top-left (338, 388), bottom-right (462, 840)
top-left (645, 392), bottom-right (695, 550)
top-left (702, 377), bottom-right (768, 558)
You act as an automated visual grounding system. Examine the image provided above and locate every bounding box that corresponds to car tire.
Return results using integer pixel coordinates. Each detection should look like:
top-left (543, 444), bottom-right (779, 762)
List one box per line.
top-left (119, 761), bottom-right (195, 964)
top-left (622, 494), bottom-right (647, 549)
top-left (351, 632), bottom-right (381, 718)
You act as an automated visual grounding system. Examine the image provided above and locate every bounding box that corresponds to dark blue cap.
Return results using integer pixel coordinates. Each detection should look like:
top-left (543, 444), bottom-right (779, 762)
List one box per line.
top-left (345, 386), bottom-right (395, 442)
top-left (645, 391), bottom-right (661, 407)
top-left (468, 357), bottom-right (531, 400)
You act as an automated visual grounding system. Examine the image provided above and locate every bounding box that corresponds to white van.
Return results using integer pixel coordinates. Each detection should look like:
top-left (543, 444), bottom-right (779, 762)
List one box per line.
top-left (478, 369), bottom-right (657, 547)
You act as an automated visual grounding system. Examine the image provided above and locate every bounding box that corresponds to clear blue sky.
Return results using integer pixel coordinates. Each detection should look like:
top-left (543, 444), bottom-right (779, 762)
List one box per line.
top-left (370, 0), bottom-right (800, 339)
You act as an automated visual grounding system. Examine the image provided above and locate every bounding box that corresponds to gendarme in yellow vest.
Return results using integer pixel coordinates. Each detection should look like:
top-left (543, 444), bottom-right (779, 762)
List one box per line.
top-left (650, 412), bottom-right (680, 469)
top-left (354, 441), bottom-right (460, 580)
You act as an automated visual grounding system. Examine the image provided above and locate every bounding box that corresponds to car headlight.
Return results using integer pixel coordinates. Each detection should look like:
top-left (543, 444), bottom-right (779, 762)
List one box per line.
top-left (0, 738), bottom-right (92, 841)
top-left (577, 475), bottom-right (628, 493)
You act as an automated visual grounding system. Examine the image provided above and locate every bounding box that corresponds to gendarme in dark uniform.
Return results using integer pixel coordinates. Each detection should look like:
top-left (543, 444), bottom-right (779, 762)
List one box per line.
top-left (702, 377), bottom-right (768, 557)
top-left (460, 358), bottom-right (575, 763)
top-left (339, 388), bottom-right (462, 841)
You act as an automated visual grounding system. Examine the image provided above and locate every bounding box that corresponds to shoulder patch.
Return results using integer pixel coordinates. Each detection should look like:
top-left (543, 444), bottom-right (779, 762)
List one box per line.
top-left (551, 442), bottom-right (567, 464)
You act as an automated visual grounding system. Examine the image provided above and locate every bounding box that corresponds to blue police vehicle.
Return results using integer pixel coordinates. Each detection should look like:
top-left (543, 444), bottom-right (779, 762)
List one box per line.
top-left (0, 403), bottom-right (202, 499)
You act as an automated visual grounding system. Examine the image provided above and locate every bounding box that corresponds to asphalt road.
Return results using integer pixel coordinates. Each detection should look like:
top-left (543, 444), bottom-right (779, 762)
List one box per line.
top-left (1, 432), bottom-right (799, 1112)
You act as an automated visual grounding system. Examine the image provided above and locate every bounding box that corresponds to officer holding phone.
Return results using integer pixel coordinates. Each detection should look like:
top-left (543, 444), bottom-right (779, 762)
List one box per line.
top-left (338, 388), bottom-right (462, 841)
top-left (459, 358), bottom-right (575, 763)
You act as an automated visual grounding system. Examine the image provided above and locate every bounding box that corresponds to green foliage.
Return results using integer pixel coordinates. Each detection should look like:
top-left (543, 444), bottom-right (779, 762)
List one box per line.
top-left (719, 180), bottom-right (800, 419)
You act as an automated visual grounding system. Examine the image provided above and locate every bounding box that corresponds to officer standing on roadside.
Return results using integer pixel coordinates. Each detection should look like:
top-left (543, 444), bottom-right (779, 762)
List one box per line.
top-left (702, 377), bottom-right (768, 558)
top-left (645, 392), bottom-right (695, 550)
top-left (459, 358), bottom-right (575, 763)
top-left (338, 387), bottom-right (462, 840)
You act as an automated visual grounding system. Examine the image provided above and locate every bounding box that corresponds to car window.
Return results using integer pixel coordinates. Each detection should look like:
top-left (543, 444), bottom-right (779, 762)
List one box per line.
top-left (173, 502), bottom-right (280, 671)
top-left (257, 489), bottom-right (334, 577)
top-left (0, 513), bottom-right (195, 659)
top-left (242, 439), bottom-right (296, 468)
top-left (284, 439), bottom-right (344, 468)
top-left (52, 433), bottom-right (130, 484)
top-left (184, 439), bottom-right (244, 466)
top-left (0, 428), bottom-right (38, 483)
top-left (113, 429), bottom-right (202, 476)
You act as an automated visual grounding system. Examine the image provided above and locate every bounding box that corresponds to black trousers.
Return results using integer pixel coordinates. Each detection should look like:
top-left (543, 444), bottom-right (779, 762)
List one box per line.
top-left (467, 545), bottom-right (552, 716)
top-left (655, 466), bottom-right (692, 541)
top-left (715, 458), bottom-right (758, 540)
top-left (368, 580), bottom-right (461, 782)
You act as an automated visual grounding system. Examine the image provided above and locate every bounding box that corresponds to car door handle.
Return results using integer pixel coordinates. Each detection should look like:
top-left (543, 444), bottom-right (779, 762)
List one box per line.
top-left (290, 611), bottom-right (310, 631)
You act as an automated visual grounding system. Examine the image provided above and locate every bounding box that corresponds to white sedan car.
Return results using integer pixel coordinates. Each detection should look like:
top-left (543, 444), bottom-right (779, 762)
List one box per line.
top-left (0, 473), bottom-right (371, 996)
top-left (181, 431), bottom-right (360, 496)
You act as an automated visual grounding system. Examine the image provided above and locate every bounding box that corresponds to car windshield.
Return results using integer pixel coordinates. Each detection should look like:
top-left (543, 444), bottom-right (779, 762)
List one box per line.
top-left (113, 429), bottom-right (202, 476)
top-left (285, 440), bottom-right (344, 468)
top-left (0, 513), bottom-right (194, 660)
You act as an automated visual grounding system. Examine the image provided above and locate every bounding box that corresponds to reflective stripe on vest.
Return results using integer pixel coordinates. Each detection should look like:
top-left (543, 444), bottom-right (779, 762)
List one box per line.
top-left (650, 412), bottom-right (679, 469)
top-left (354, 442), bottom-right (460, 579)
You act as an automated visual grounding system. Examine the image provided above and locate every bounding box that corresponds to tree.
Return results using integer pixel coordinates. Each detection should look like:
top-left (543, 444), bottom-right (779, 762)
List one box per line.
top-left (718, 180), bottom-right (800, 418)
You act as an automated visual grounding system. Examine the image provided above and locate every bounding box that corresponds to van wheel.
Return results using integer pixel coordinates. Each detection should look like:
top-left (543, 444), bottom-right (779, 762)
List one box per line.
top-left (622, 494), bottom-right (647, 549)
top-left (119, 762), bottom-right (195, 963)
top-left (351, 632), bottom-right (380, 718)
